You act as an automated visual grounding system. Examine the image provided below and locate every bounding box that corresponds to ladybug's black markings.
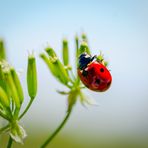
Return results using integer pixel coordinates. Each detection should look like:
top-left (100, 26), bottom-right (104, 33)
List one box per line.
top-left (95, 79), bottom-right (100, 84)
top-left (100, 68), bottom-right (104, 72)
top-left (78, 53), bottom-right (96, 77)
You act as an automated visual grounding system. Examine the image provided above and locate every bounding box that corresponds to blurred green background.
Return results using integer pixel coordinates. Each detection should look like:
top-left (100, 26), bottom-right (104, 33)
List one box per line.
top-left (0, 0), bottom-right (148, 147)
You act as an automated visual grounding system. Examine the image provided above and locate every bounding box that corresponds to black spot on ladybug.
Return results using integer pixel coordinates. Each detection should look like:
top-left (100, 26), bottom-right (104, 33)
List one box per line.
top-left (100, 68), bottom-right (104, 72)
top-left (95, 79), bottom-right (100, 84)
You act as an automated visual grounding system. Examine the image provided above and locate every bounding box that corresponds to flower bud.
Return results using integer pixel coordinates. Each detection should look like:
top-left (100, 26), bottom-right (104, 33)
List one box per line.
top-left (45, 47), bottom-right (70, 85)
top-left (10, 68), bottom-right (24, 104)
top-left (0, 63), bottom-right (5, 87)
top-left (40, 53), bottom-right (58, 77)
top-left (0, 63), bottom-right (3, 77)
top-left (97, 53), bottom-right (104, 62)
top-left (45, 47), bottom-right (56, 58)
top-left (0, 63), bottom-right (11, 98)
top-left (56, 60), bottom-right (70, 84)
top-left (40, 53), bottom-right (62, 81)
top-left (97, 52), bottom-right (108, 67)
top-left (79, 42), bottom-right (89, 55)
top-left (82, 33), bottom-right (88, 42)
top-left (3, 71), bottom-right (20, 108)
top-left (0, 40), bottom-right (6, 61)
top-left (81, 33), bottom-right (90, 54)
top-left (75, 35), bottom-right (79, 56)
top-left (27, 55), bottom-right (37, 99)
top-left (0, 86), bottom-right (10, 108)
top-left (62, 39), bottom-right (69, 66)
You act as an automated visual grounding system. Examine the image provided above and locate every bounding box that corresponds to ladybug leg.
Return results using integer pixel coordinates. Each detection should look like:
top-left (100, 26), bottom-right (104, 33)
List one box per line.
top-left (82, 69), bottom-right (88, 77)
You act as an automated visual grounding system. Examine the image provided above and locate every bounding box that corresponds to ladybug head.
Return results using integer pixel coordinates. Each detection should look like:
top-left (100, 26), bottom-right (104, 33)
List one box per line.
top-left (78, 53), bottom-right (96, 70)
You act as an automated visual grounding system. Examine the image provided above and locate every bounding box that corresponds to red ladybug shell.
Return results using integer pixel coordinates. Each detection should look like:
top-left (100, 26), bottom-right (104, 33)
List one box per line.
top-left (78, 61), bottom-right (112, 92)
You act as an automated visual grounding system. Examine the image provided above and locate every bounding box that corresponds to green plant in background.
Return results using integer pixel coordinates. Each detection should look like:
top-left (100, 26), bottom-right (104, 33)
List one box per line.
top-left (0, 40), bottom-right (38, 148)
top-left (40, 33), bottom-right (99, 148)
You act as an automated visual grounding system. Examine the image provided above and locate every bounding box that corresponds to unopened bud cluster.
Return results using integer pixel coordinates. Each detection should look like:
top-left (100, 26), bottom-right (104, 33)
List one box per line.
top-left (0, 44), bottom-right (37, 143)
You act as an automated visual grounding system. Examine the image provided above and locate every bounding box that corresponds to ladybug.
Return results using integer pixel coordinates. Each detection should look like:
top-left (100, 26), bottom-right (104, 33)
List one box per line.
top-left (78, 53), bottom-right (112, 92)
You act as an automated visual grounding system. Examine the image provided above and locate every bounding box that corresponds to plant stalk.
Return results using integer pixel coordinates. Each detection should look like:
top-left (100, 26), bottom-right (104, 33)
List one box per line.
top-left (41, 109), bottom-right (72, 148)
top-left (7, 136), bottom-right (13, 148)
top-left (19, 98), bottom-right (34, 119)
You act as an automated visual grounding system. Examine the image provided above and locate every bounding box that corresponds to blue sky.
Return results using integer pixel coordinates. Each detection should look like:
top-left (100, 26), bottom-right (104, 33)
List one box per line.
top-left (0, 0), bottom-right (148, 139)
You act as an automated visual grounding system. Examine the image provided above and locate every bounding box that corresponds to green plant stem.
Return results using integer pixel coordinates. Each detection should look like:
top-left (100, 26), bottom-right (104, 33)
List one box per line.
top-left (7, 136), bottom-right (13, 148)
top-left (19, 98), bottom-right (34, 119)
top-left (69, 70), bottom-right (76, 81)
top-left (41, 109), bottom-right (73, 148)
top-left (14, 107), bottom-right (20, 120)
